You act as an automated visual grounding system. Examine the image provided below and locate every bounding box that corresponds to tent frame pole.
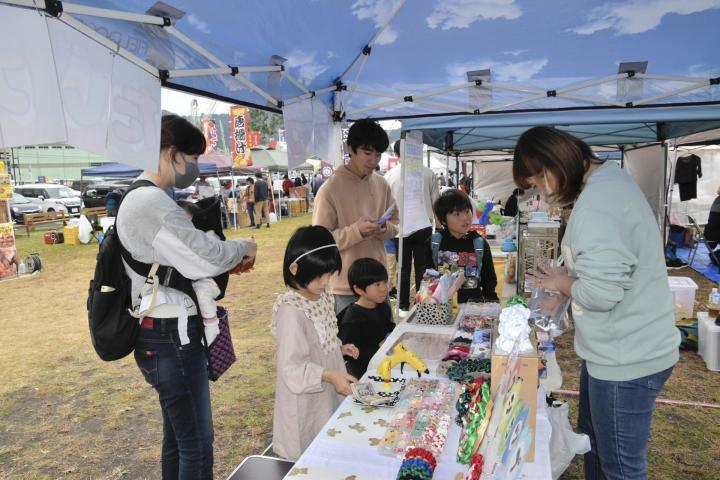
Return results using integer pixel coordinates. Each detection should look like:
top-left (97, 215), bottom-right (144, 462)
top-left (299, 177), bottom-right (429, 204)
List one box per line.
top-left (338, 0), bottom-right (407, 82)
top-left (634, 83), bottom-right (715, 106)
top-left (283, 72), bottom-right (311, 95)
top-left (284, 86), bottom-right (337, 107)
top-left (167, 66), bottom-right (282, 78)
top-left (165, 26), bottom-right (281, 108)
top-left (57, 14), bottom-right (159, 76)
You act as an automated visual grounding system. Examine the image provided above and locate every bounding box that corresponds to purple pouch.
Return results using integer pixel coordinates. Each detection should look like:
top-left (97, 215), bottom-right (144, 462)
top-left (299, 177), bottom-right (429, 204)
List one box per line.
top-left (207, 306), bottom-right (236, 381)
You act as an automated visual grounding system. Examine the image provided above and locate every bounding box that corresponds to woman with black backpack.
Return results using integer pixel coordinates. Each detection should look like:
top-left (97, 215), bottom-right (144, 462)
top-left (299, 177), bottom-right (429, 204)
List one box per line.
top-left (117, 114), bottom-right (256, 478)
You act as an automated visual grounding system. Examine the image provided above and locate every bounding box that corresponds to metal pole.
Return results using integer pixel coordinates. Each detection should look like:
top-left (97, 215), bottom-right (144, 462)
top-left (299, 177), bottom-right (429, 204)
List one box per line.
top-left (455, 154), bottom-right (460, 188)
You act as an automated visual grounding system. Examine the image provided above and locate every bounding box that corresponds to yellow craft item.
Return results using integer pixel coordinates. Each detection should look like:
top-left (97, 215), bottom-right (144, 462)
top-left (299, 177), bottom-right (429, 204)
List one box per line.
top-left (376, 342), bottom-right (430, 384)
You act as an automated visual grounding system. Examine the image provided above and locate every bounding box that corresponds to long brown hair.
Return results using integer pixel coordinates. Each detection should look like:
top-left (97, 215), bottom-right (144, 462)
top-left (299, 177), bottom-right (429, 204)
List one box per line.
top-left (513, 127), bottom-right (600, 205)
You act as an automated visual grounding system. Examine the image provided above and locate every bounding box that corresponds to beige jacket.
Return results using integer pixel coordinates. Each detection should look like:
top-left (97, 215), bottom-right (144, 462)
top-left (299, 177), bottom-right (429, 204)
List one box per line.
top-left (312, 166), bottom-right (398, 295)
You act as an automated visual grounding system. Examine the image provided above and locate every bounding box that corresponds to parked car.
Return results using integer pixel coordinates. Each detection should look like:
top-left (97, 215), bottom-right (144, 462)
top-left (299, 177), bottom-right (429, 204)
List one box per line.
top-left (8, 193), bottom-right (41, 224)
top-left (13, 183), bottom-right (83, 216)
top-left (82, 183), bottom-right (127, 208)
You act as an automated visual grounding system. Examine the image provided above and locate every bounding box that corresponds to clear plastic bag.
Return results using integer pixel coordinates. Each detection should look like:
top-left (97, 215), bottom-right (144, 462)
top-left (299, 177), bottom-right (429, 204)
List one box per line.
top-left (529, 286), bottom-right (572, 337)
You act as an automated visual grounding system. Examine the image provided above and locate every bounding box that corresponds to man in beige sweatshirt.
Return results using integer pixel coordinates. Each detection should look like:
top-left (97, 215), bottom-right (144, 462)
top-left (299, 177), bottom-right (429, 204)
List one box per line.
top-left (312, 119), bottom-right (398, 313)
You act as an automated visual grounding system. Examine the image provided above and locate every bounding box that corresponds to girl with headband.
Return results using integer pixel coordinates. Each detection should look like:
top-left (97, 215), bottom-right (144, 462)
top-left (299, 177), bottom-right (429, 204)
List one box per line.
top-left (270, 225), bottom-right (359, 461)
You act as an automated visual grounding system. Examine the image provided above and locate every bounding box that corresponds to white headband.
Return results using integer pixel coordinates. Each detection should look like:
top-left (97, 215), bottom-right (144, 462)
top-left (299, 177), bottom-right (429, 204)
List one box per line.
top-left (292, 244), bottom-right (339, 264)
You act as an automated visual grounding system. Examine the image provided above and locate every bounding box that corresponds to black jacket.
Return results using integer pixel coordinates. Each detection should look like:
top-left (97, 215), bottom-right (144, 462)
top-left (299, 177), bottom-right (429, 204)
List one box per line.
top-left (253, 179), bottom-right (269, 201)
top-left (337, 302), bottom-right (395, 378)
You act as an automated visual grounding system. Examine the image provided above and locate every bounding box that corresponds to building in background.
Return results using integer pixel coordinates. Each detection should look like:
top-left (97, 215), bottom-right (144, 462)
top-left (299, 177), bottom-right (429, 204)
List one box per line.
top-left (8, 145), bottom-right (108, 184)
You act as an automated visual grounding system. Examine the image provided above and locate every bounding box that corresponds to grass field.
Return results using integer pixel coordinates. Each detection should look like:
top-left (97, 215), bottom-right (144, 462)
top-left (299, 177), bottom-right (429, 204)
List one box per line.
top-left (0, 214), bottom-right (718, 479)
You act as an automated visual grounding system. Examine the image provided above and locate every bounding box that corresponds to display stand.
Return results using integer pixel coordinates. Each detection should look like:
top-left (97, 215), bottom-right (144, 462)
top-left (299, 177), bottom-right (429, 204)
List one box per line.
top-left (0, 169), bottom-right (19, 280)
top-left (516, 217), bottom-right (560, 293)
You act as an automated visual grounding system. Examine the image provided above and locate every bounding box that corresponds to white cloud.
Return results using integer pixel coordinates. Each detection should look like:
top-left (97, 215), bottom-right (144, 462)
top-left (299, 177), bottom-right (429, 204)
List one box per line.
top-left (570, 0), bottom-right (720, 35)
top-left (503, 49), bottom-right (527, 57)
top-left (285, 50), bottom-right (329, 85)
top-left (427, 0), bottom-right (521, 30)
top-left (447, 58), bottom-right (548, 83)
top-left (352, 0), bottom-right (401, 45)
top-left (186, 14), bottom-right (210, 34)
top-left (327, 51), bottom-right (337, 60)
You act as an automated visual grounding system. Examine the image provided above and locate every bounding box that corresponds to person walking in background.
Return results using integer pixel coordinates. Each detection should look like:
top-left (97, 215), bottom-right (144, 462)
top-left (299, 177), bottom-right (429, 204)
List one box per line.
top-left (282, 174), bottom-right (294, 197)
top-left (254, 172), bottom-right (270, 229)
top-left (503, 187), bottom-right (523, 217)
top-left (312, 119), bottom-right (398, 314)
top-left (384, 140), bottom-right (439, 317)
top-left (245, 177), bottom-right (256, 227)
top-left (301, 173), bottom-right (308, 186)
top-left (312, 173), bottom-right (325, 196)
top-left (515, 126), bottom-right (678, 480)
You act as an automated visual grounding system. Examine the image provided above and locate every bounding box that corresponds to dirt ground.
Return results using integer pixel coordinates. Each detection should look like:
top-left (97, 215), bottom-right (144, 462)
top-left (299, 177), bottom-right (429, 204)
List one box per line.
top-left (0, 215), bottom-right (718, 479)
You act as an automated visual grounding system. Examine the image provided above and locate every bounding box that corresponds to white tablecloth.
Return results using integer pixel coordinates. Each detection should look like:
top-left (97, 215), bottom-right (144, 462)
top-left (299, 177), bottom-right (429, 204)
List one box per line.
top-left (283, 319), bottom-right (553, 479)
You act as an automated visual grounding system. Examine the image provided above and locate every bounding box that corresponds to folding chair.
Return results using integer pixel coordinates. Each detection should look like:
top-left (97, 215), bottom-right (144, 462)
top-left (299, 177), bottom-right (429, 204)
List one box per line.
top-left (687, 215), bottom-right (720, 267)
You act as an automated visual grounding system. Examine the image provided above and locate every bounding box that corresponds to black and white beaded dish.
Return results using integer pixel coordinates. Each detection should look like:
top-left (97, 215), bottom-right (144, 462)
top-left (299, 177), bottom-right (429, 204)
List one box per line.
top-left (352, 376), bottom-right (407, 408)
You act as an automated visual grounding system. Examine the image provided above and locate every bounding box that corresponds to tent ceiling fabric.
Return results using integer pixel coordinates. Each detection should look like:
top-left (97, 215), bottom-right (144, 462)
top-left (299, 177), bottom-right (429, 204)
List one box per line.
top-left (3, 0), bottom-right (718, 121)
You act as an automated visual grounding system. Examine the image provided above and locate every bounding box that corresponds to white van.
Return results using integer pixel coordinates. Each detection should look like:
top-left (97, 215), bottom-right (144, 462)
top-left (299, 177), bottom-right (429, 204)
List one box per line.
top-left (13, 183), bottom-right (83, 216)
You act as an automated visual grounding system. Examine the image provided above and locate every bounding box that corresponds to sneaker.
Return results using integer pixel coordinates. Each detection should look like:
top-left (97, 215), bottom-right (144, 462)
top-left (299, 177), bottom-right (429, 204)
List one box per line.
top-left (666, 258), bottom-right (687, 269)
top-left (398, 309), bottom-right (409, 319)
top-left (266, 224), bottom-right (270, 228)
top-left (255, 224), bottom-right (261, 229)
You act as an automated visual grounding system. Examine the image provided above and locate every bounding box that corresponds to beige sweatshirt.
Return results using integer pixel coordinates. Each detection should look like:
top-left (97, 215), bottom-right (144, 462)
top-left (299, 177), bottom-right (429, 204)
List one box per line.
top-left (312, 166), bottom-right (398, 295)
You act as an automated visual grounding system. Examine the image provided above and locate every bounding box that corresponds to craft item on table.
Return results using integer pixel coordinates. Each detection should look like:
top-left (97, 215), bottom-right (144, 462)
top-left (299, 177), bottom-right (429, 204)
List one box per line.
top-left (351, 381), bottom-right (390, 406)
top-left (506, 295), bottom-right (527, 307)
top-left (470, 328), bottom-right (493, 359)
top-left (494, 304), bottom-right (533, 355)
top-left (396, 447), bottom-right (437, 480)
top-left (464, 453), bottom-right (485, 480)
top-left (447, 358), bottom-right (492, 383)
top-left (353, 376), bottom-right (407, 408)
top-left (377, 343), bottom-right (429, 385)
top-left (500, 237), bottom-right (517, 252)
top-left (457, 378), bottom-right (492, 464)
top-left (380, 379), bottom-right (455, 459)
top-left (477, 349), bottom-right (533, 480)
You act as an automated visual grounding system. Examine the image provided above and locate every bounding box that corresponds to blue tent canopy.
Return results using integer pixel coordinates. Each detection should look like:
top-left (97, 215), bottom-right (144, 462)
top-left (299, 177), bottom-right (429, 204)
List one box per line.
top-left (3, 0), bottom-right (717, 121)
top-left (81, 163), bottom-right (142, 177)
top-left (81, 162), bottom-right (227, 177)
top-left (401, 104), bottom-right (720, 151)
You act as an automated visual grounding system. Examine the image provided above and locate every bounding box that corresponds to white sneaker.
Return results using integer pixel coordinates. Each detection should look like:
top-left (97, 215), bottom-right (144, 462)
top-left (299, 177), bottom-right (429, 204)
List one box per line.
top-left (398, 309), bottom-right (409, 319)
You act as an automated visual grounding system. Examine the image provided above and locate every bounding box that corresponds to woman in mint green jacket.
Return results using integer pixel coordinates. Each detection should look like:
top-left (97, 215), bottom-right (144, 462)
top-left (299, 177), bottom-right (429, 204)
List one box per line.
top-left (513, 127), bottom-right (679, 480)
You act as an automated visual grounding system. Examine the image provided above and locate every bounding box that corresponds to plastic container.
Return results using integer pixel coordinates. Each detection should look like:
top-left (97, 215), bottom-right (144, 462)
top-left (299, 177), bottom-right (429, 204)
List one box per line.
top-left (668, 276), bottom-right (698, 320)
top-left (698, 312), bottom-right (720, 371)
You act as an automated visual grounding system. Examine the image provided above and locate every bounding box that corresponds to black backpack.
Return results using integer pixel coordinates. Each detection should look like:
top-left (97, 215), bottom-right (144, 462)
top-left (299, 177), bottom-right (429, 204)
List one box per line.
top-left (86, 180), bottom-right (157, 361)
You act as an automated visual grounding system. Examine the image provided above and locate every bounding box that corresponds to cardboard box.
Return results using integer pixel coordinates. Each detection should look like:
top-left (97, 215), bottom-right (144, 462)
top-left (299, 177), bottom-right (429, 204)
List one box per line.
top-left (490, 343), bottom-right (539, 462)
top-left (238, 211), bottom-right (250, 228)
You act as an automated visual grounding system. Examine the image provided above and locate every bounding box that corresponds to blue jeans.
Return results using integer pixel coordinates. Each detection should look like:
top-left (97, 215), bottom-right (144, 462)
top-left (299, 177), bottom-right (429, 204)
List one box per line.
top-left (579, 362), bottom-right (673, 480)
top-left (134, 317), bottom-right (214, 480)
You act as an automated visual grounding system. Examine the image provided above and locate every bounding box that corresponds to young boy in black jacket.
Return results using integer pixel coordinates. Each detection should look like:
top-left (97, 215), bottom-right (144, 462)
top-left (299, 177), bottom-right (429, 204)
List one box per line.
top-left (432, 189), bottom-right (498, 303)
top-left (337, 258), bottom-right (395, 378)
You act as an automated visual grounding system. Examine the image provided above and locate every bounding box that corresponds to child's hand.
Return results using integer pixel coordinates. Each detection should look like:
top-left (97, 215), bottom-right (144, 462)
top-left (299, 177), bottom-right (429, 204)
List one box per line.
top-left (322, 370), bottom-right (357, 396)
top-left (341, 344), bottom-right (359, 359)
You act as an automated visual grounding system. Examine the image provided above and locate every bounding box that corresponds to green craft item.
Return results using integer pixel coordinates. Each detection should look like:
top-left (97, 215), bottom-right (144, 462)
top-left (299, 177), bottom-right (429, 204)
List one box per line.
top-left (507, 295), bottom-right (528, 307)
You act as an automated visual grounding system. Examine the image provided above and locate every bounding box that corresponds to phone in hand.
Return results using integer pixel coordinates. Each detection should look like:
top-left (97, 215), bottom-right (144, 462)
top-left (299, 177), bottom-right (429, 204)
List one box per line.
top-left (374, 204), bottom-right (396, 225)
